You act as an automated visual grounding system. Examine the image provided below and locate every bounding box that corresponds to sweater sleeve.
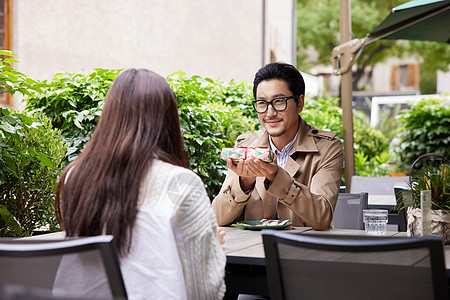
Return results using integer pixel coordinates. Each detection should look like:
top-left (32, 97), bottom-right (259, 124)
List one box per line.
top-left (172, 171), bottom-right (226, 300)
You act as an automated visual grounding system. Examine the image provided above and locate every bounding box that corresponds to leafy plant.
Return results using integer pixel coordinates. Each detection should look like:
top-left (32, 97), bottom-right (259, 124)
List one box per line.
top-left (168, 71), bottom-right (258, 123)
top-left (23, 66), bottom-right (397, 199)
top-left (168, 72), bottom-right (256, 198)
top-left (0, 53), bottom-right (66, 237)
top-left (363, 98), bottom-right (402, 143)
top-left (302, 97), bottom-right (393, 180)
top-left (354, 150), bottom-right (391, 177)
top-left (0, 108), bottom-right (66, 237)
top-left (25, 69), bottom-right (121, 162)
top-left (397, 98), bottom-right (450, 170)
top-left (408, 162), bottom-right (450, 213)
top-left (301, 97), bottom-right (343, 135)
top-left (0, 50), bottom-right (44, 97)
top-left (353, 115), bottom-right (390, 159)
top-left (25, 70), bottom-right (256, 200)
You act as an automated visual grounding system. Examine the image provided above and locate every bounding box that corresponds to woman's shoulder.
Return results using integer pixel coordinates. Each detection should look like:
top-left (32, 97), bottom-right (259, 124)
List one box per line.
top-left (141, 160), bottom-right (204, 198)
top-left (138, 159), bottom-right (207, 208)
top-left (152, 160), bottom-right (200, 182)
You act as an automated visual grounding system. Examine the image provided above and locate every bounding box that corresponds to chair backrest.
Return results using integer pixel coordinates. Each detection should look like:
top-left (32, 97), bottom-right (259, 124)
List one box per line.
top-left (350, 176), bottom-right (409, 204)
top-left (394, 187), bottom-right (413, 232)
top-left (394, 186), bottom-right (413, 208)
top-left (262, 230), bottom-right (448, 300)
top-left (333, 192), bottom-right (368, 230)
top-left (0, 235), bottom-right (127, 300)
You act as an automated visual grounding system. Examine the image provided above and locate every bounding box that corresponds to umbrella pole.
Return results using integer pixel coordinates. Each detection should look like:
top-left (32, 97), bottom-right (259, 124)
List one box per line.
top-left (339, 0), bottom-right (355, 192)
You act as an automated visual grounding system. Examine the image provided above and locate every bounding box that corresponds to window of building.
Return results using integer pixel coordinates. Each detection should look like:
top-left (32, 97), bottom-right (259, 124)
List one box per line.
top-left (390, 63), bottom-right (420, 91)
top-left (0, 0), bottom-right (12, 106)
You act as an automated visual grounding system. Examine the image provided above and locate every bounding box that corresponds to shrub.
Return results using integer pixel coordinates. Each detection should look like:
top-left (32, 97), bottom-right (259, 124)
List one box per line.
top-left (0, 50), bottom-right (44, 97)
top-left (26, 70), bottom-right (256, 199)
top-left (397, 98), bottom-right (450, 170)
top-left (24, 66), bottom-right (394, 198)
top-left (301, 97), bottom-right (343, 135)
top-left (0, 109), bottom-right (66, 236)
top-left (0, 52), bottom-right (66, 237)
top-left (168, 72), bottom-right (256, 198)
top-left (25, 69), bottom-right (121, 162)
top-left (302, 97), bottom-right (392, 179)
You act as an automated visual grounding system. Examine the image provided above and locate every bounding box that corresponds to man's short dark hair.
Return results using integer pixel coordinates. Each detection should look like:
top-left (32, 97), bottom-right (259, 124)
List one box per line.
top-left (253, 62), bottom-right (305, 100)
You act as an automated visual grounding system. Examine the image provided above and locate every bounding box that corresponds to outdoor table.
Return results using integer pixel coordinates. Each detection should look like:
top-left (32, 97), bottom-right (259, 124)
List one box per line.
top-left (221, 226), bottom-right (450, 299)
top-left (368, 194), bottom-right (396, 206)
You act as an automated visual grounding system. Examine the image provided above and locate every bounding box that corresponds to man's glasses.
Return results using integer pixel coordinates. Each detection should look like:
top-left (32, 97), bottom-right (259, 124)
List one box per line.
top-left (252, 96), bottom-right (296, 113)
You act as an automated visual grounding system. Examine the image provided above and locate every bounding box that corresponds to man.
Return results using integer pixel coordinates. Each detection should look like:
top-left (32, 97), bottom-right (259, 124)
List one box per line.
top-left (212, 62), bottom-right (343, 230)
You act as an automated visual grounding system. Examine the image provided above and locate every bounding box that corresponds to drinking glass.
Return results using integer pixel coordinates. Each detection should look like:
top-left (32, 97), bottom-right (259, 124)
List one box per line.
top-left (363, 209), bottom-right (388, 235)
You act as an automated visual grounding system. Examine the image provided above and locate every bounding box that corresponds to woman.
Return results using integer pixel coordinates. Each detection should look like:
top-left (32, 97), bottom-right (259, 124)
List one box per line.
top-left (55, 69), bottom-right (226, 300)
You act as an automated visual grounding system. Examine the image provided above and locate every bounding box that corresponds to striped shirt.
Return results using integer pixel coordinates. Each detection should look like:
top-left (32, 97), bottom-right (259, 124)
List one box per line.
top-left (269, 134), bottom-right (297, 168)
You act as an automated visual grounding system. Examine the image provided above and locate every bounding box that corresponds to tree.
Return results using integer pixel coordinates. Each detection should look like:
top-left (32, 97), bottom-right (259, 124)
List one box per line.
top-left (408, 41), bottom-right (450, 93)
top-left (296, 0), bottom-right (450, 91)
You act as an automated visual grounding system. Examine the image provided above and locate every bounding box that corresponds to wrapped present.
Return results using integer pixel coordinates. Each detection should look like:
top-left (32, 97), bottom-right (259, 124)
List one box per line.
top-left (221, 147), bottom-right (275, 164)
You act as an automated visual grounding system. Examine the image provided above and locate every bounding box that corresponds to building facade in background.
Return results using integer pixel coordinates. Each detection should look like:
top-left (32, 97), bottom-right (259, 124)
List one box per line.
top-left (0, 0), bottom-right (12, 106)
top-left (5, 0), bottom-right (297, 109)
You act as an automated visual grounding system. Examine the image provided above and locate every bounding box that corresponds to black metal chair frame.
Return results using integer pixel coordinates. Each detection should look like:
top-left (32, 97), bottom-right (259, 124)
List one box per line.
top-left (262, 230), bottom-right (448, 300)
top-left (0, 235), bottom-right (127, 299)
top-left (393, 186), bottom-right (413, 232)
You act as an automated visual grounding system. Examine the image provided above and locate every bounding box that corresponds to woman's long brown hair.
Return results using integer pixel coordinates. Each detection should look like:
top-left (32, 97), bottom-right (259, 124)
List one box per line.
top-left (55, 69), bottom-right (188, 256)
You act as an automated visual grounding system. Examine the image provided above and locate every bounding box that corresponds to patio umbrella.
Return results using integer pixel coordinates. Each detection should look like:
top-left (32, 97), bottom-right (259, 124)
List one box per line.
top-left (368, 0), bottom-right (450, 43)
top-left (332, 0), bottom-right (450, 75)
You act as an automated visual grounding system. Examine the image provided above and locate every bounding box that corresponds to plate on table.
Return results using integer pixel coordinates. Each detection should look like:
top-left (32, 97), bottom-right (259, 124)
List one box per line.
top-left (231, 219), bottom-right (292, 230)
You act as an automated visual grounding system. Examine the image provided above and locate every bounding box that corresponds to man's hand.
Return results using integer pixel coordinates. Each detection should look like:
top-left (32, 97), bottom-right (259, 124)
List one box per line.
top-left (227, 158), bottom-right (279, 190)
top-left (217, 228), bottom-right (226, 245)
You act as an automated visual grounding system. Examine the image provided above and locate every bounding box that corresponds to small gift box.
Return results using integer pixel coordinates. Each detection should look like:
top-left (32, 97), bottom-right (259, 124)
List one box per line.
top-left (221, 147), bottom-right (275, 164)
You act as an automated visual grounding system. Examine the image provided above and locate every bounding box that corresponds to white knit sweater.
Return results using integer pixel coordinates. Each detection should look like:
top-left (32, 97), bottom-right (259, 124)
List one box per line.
top-left (53, 160), bottom-right (225, 299)
top-left (120, 159), bottom-right (226, 300)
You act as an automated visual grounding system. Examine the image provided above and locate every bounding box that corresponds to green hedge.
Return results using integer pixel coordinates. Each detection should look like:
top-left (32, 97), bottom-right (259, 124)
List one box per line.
top-left (25, 69), bottom-right (120, 162)
top-left (397, 97), bottom-right (450, 170)
top-left (302, 97), bottom-right (391, 178)
top-left (25, 68), bottom-right (394, 195)
top-left (0, 51), bottom-right (66, 237)
top-left (26, 70), bottom-right (256, 199)
top-left (0, 109), bottom-right (66, 237)
top-left (168, 71), bottom-right (255, 198)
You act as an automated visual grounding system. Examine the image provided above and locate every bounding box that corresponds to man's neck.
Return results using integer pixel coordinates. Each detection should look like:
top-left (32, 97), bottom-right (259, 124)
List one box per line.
top-left (270, 122), bottom-right (300, 151)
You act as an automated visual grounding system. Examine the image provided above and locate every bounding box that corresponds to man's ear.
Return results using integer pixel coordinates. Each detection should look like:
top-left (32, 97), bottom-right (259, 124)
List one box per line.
top-left (297, 95), bottom-right (305, 114)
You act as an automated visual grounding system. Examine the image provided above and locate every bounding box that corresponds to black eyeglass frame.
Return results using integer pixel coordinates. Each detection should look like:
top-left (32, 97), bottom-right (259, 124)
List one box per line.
top-left (251, 96), bottom-right (297, 114)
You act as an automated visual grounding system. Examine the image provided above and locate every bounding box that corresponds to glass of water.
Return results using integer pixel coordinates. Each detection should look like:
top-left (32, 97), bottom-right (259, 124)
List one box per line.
top-left (363, 209), bottom-right (388, 235)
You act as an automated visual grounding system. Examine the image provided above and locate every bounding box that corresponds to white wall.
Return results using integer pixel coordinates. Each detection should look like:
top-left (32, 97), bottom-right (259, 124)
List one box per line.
top-left (265, 0), bottom-right (296, 65)
top-left (13, 0), bottom-right (264, 82)
top-left (437, 70), bottom-right (450, 94)
top-left (11, 0), bottom-right (297, 109)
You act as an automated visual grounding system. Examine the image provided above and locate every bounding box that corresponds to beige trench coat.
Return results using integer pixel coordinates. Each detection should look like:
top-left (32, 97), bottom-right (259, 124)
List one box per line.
top-left (212, 117), bottom-right (344, 230)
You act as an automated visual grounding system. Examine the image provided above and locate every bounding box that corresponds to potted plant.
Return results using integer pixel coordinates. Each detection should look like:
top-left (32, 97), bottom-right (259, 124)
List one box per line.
top-left (405, 154), bottom-right (450, 243)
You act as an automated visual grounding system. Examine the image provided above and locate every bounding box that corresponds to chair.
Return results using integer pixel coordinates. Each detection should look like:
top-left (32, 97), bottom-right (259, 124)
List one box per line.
top-left (333, 192), bottom-right (368, 230)
top-left (350, 176), bottom-right (409, 196)
top-left (0, 235), bottom-right (127, 300)
top-left (350, 176), bottom-right (409, 231)
top-left (394, 187), bottom-right (413, 232)
top-left (262, 230), bottom-right (448, 300)
top-left (0, 284), bottom-right (119, 300)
